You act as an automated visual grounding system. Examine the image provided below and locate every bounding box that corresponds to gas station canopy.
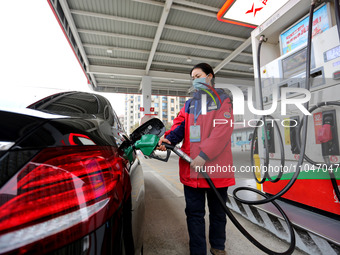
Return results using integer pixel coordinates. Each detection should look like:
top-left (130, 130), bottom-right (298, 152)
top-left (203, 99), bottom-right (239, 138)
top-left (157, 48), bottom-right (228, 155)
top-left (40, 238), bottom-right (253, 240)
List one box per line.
top-left (48, 0), bottom-right (255, 96)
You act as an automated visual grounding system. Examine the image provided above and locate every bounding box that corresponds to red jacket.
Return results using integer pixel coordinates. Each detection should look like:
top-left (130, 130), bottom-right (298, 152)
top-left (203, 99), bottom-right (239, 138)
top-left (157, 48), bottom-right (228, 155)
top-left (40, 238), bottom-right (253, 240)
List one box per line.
top-left (165, 89), bottom-right (235, 188)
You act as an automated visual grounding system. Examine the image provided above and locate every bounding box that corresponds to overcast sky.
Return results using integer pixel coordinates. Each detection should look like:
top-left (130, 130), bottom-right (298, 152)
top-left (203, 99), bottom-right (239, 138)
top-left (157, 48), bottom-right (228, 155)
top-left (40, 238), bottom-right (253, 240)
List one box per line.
top-left (0, 0), bottom-right (125, 115)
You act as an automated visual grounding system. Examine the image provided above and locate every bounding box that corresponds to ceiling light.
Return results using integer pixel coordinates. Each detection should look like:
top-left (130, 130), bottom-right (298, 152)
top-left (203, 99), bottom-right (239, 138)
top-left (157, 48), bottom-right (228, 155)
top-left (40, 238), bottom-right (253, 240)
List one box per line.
top-left (107, 49), bottom-right (113, 54)
top-left (171, 80), bottom-right (174, 83)
top-left (186, 57), bottom-right (192, 63)
top-left (217, 0), bottom-right (289, 28)
top-left (110, 75), bottom-right (115, 79)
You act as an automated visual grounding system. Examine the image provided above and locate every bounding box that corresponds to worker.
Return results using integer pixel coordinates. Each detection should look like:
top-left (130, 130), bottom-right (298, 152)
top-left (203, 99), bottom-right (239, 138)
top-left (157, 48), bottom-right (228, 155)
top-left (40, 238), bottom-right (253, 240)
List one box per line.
top-left (158, 63), bottom-right (235, 255)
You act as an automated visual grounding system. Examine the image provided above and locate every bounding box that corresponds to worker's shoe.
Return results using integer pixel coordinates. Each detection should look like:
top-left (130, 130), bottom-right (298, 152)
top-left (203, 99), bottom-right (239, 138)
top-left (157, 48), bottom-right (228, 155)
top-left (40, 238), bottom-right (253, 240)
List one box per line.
top-left (210, 247), bottom-right (226, 255)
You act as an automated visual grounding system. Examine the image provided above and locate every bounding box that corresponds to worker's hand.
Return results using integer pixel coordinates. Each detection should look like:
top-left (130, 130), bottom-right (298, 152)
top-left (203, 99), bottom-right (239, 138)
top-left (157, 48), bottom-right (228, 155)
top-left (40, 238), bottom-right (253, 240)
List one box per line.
top-left (190, 155), bottom-right (206, 170)
top-left (157, 137), bottom-right (171, 151)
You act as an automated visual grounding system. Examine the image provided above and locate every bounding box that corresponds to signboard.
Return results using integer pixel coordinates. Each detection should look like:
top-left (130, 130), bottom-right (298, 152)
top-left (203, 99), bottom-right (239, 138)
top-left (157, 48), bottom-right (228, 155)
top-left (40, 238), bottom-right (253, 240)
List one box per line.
top-left (280, 4), bottom-right (330, 55)
top-left (217, 0), bottom-right (289, 28)
top-left (140, 107), bottom-right (145, 112)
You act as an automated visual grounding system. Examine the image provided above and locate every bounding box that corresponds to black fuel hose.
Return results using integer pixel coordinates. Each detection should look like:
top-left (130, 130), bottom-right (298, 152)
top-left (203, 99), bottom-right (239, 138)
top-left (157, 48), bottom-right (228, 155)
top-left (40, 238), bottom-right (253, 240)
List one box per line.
top-left (157, 2), bottom-right (319, 254)
top-left (295, 101), bottom-right (340, 202)
top-left (257, 35), bottom-right (270, 173)
top-left (235, 1), bottom-right (316, 206)
top-left (250, 116), bottom-right (285, 184)
top-left (160, 143), bottom-right (296, 255)
top-left (250, 34), bottom-right (286, 185)
top-left (293, 0), bottom-right (340, 203)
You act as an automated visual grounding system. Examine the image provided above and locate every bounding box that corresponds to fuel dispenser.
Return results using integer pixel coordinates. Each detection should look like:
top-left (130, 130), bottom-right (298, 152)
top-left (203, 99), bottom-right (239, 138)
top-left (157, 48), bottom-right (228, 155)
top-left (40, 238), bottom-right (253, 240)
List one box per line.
top-left (250, 0), bottom-right (340, 215)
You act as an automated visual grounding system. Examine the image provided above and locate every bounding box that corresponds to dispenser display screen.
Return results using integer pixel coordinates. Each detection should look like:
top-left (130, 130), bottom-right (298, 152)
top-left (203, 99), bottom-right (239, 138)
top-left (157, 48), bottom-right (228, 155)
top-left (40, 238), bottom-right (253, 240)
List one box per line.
top-left (280, 4), bottom-right (330, 55)
top-left (324, 45), bottom-right (340, 62)
top-left (282, 48), bottom-right (308, 78)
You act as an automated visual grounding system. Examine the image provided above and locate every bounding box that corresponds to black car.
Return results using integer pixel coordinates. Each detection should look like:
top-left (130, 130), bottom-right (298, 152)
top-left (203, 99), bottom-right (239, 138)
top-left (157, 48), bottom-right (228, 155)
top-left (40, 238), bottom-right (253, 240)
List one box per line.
top-left (0, 91), bottom-right (144, 254)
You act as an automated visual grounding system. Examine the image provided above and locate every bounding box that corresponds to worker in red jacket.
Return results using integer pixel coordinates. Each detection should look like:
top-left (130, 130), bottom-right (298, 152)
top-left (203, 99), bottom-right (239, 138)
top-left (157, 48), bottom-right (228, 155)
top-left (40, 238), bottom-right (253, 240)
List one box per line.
top-left (158, 63), bottom-right (234, 255)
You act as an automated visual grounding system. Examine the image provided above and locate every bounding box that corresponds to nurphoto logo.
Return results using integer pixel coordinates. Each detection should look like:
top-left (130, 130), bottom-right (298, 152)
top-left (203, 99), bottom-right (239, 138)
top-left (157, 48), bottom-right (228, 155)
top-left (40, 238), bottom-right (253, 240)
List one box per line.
top-left (200, 84), bottom-right (311, 128)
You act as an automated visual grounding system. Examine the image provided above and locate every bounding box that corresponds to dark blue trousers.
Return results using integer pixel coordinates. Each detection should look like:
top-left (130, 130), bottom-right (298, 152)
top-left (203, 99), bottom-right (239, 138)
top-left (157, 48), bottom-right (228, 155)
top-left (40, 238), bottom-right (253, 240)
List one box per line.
top-left (184, 185), bottom-right (228, 255)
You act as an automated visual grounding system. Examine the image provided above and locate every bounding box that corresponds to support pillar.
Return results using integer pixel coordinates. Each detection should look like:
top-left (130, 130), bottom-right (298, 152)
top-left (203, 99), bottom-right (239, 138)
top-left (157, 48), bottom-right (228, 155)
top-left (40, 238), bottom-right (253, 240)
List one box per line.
top-left (141, 76), bottom-right (152, 115)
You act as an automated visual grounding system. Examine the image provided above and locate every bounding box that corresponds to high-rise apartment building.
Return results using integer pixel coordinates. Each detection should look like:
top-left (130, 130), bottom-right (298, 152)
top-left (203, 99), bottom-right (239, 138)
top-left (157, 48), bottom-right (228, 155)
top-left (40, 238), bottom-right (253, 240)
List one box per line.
top-left (124, 94), bottom-right (189, 134)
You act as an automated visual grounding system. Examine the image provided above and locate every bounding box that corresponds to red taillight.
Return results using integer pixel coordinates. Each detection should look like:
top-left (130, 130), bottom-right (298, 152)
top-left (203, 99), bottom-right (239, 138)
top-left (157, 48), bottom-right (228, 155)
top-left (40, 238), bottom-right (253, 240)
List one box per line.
top-left (0, 146), bottom-right (129, 254)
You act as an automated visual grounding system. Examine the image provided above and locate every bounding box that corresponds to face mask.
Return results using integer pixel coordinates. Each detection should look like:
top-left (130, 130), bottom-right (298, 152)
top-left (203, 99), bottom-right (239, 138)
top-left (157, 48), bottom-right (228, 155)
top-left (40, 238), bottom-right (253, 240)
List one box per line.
top-left (192, 77), bottom-right (208, 90)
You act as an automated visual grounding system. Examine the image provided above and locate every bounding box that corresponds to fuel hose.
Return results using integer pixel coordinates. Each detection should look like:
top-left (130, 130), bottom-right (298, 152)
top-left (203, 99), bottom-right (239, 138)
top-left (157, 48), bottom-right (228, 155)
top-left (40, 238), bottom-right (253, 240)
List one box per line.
top-left (160, 143), bottom-right (296, 255)
top-left (238, 0), bottom-right (316, 205)
top-left (257, 34), bottom-right (270, 171)
top-left (249, 116), bottom-right (285, 184)
top-left (249, 34), bottom-right (286, 185)
top-left (163, 3), bottom-right (316, 254)
top-left (292, 0), bottom-right (340, 203)
top-left (295, 101), bottom-right (340, 202)
top-left (157, 1), bottom-right (320, 254)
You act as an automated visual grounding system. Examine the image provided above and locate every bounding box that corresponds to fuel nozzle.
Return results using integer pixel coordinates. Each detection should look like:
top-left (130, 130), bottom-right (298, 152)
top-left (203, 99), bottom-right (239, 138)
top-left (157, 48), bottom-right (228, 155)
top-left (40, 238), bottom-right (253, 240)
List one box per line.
top-left (317, 116), bottom-right (333, 143)
top-left (123, 134), bottom-right (160, 162)
top-left (259, 35), bottom-right (267, 43)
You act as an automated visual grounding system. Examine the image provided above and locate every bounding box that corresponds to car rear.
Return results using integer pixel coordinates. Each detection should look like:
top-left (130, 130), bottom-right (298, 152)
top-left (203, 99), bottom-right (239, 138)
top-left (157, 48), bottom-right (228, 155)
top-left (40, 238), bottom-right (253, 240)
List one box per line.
top-left (0, 108), bottom-right (131, 254)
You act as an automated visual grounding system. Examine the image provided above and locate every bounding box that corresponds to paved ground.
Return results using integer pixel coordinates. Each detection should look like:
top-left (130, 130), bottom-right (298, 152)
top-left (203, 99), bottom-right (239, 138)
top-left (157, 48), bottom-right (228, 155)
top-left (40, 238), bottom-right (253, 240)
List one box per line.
top-left (139, 148), bottom-right (307, 255)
